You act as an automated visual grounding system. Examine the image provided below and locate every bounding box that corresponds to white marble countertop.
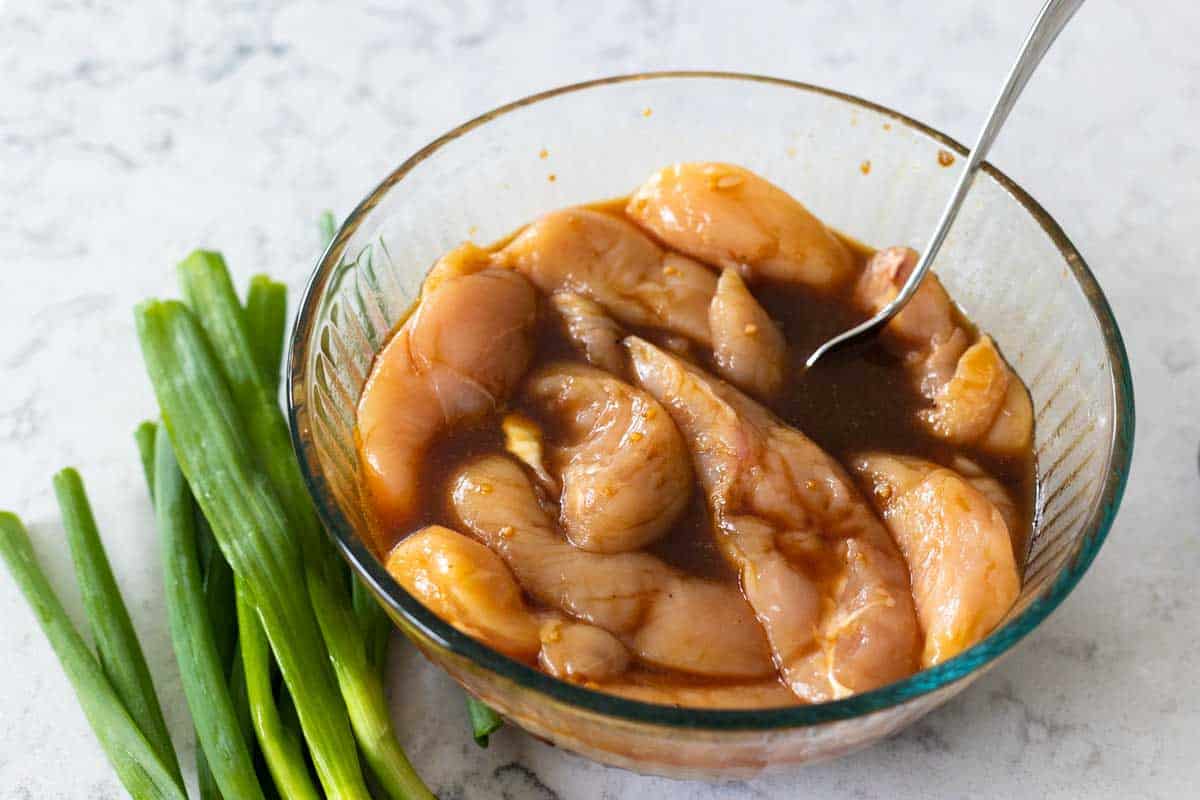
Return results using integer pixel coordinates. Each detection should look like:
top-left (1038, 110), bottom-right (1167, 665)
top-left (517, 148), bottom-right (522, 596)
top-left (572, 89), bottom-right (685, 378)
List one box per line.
top-left (1, 1), bottom-right (1196, 797)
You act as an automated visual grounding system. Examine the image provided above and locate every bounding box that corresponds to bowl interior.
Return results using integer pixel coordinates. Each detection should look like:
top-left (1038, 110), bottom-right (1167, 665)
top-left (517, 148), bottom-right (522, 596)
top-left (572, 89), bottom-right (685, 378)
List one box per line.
top-left (287, 72), bottom-right (1133, 730)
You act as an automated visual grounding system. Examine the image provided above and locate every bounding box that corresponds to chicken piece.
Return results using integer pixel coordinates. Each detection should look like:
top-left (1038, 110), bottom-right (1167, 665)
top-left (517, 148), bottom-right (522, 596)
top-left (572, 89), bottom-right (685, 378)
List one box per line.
top-left (386, 525), bottom-right (541, 661)
top-left (602, 675), bottom-right (800, 709)
top-left (709, 268), bottom-right (787, 397)
top-left (951, 456), bottom-right (1025, 560)
top-left (524, 363), bottom-right (692, 553)
top-left (855, 247), bottom-right (1033, 456)
top-left (357, 264), bottom-right (538, 531)
top-left (925, 336), bottom-right (1033, 456)
top-left (853, 247), bottom-right (967, 394)
top-left (388, 525), bottom-right (633, 680)
top-left (495, 207), bottom-right (717, 345)
top-left (499, 208), bottom-right (789, 394)
top-left (626, 337), bottom-right (920, 702)
top-left (627, 162), bottom-right (856, 290)
top-left (450, 454), bottom-right (775, 679)
top-left (550, 292), bottom-right (627, 375)
top-left (420, 241), bottom-right (491, 295)
top-left (538, 616), bottom-right (631, 683)
top-left (852, 453), bottom-right (1021, 667)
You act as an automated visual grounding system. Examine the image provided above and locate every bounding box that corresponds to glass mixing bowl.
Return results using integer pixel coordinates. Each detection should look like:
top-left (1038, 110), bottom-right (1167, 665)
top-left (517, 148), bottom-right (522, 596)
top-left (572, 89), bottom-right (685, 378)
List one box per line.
top-left (287, 72), bottom-right (1134, 779)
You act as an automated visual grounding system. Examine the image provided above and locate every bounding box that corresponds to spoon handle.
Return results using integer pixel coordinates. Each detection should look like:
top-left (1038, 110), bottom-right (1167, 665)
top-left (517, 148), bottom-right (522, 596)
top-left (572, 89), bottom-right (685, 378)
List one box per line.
top-left (806, 0), bottom-right (1086, 369)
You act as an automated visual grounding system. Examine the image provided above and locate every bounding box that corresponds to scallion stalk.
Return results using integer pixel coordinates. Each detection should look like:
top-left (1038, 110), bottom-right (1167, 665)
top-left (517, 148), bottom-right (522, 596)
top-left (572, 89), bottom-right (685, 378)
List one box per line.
top-left (352, 578), bottom-right (392, 680)
top-left (318, 210), bottom-right (337, 248)
top-left (153, 426), bottom-right (266, 800)
top-left (196, 750), bottom-right (221, 800)
top-left (52, 467), bottom-right (184, 784)
top-left (200, 525), bottom-right (237, 670)
top-left (195, 563), bottom-right (249, 800)
top-left (466, 697), bottom-right (503, 748)
top-left (244, 275), bottom-right (288, 396)
top-left (237, 580), bottom-right (322, 800)
top-left (136, 298), bottom-right (373, 798)
top-left (134, 421), bottom-right (159, 499)
top-left (138, 424), bottom-right (247, 800)
top-left (177, 251), bottom-right (431, 799)
top-left (240, 268), bottom-right (324, 795)
top-left (0, 512), bottom-right (188, 800)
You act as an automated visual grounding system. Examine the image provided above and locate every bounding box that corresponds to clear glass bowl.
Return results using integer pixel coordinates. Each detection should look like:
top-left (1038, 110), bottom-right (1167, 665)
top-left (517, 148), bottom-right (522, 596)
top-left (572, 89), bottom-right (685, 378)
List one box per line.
top-left (287, 72), bottom-right (1134, 779)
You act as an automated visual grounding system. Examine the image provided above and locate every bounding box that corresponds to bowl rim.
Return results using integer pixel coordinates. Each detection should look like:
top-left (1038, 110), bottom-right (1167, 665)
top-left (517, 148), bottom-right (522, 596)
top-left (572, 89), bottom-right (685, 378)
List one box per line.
top-left (288, 70), bottom-right (1135, 730)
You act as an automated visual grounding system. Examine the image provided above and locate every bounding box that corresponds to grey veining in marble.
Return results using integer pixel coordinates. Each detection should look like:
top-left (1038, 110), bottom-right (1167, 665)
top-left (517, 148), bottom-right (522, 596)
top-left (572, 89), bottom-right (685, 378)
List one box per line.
top-left (1, 1), bottom-right (1196, 798)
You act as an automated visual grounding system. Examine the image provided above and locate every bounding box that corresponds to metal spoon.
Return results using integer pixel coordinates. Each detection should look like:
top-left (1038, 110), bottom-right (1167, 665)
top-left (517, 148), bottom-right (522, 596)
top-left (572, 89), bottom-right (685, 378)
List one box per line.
top-left (805, 0), bottom-right (1085, 369)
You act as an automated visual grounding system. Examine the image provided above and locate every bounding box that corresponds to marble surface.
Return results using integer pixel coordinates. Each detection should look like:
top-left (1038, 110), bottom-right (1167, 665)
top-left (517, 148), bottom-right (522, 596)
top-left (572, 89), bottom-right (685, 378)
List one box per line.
top-left (1, 1), bottom-right (1196, 797)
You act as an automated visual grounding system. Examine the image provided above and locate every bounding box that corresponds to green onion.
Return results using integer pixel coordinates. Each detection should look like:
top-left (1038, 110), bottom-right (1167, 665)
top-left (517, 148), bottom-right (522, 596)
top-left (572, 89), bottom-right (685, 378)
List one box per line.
top-left (138, 425), bottom-right (246, 800)
top-left (238, 581), bottom-right (322, 800)
top-left (466, 697), bottom-right (503, 748)
top-left (136, 299), bottom-right (372, 799)
top-left (244, 275), bottom-right (288, 396)
top-left (195, 543), bottom-right (245, 800)
top-left (318, 210), bottom-right (337, 247)
top-left (352, 578), bottom-right (392, 680)
top-left (0, 513), bottom-right (188, 800)
top-left (277, 683), bottom-right (302, 740)
top-left (196, 749), bottom-right (221, 800)
top-left (51, 467), bottom-right (184, 785)
top-left (241, 267), bottom-right (321, 795)
top-left (228, 653), bottom-right (254, 751)
top-left (177, 251), bottom-right (431, 799)
top-left (200, 526), bottom-right (237, 668)
top-left (134, 421), bottom-right (159, 499)
top-left (198, 656), bottom-right (251, 800)
top-left (153, 426), bottom-right (266, 800)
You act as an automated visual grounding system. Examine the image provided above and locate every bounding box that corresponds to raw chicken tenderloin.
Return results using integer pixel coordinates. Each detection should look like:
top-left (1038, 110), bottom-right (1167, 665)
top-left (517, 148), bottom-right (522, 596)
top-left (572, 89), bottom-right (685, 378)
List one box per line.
top-left (708, 268), bottom-right (787, 398)
top-left (358, 246), bottom-right (538, 532)
top-left (387, 525), bottom-right (632, 682)
top-left (496, 207), bottom-right (717, 345)
top-left (524, 363), bottom-right (692, 553)
top-left (951, 456), bottom-right (1024, 549)
top-left (549, 292), bottom-right (627, 375)
top-left (626, 162), bottom-right (857, 291)
top-left (854, 246), bottom-right (1033, 456)
top-left (386, 525), bottom-right (542, 661)
top-left (449, 454), bottom-right (776, 680)
top-left (497, 206), bottom-right (786, 396)
top-left (852, 453), bottom-right (1020, 667)
top-left (626, 337), bottom-right (920, 702)
top-left (537, 617), bottom-right (631, 683)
